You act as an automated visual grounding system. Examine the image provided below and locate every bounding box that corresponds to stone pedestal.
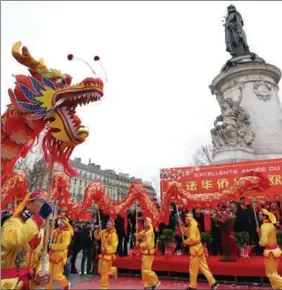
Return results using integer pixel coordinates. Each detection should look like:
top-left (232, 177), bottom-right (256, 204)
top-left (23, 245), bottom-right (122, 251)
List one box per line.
top-left (210, 56), bottom-right (282, 164)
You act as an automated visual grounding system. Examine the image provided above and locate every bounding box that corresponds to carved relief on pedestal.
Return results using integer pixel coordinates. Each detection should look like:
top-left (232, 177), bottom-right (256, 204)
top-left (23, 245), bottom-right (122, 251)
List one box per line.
top-left (209, 84), bottom-right (255, 151)
top-left (253, 79), bottom-right (272, 101)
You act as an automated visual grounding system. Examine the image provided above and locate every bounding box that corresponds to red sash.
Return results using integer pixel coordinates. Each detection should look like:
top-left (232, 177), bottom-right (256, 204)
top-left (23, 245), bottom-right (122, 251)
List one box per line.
top-left (1, 268), bottom-right (34, 290)
top-left (1, 268), bottom-right (34, 279)
top-left (265, 245), bottom-right (278, 250)
top-left (189, 241), bottom-right (201, 247)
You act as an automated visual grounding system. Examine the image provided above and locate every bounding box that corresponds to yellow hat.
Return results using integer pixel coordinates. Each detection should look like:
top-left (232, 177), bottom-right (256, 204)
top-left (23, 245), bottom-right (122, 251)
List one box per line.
top-left (57, 215), bottom-right (73, 236)
top-left (262, 209), bottom-right (277, 224)
top-left (13, 189), bottom-right (47, 217)
top-left (185, 211), bottom-right (197, 224)
top-left (145, 217), bottom-right (152, 224)
top-left (185, 212), bottom-right (194, 219)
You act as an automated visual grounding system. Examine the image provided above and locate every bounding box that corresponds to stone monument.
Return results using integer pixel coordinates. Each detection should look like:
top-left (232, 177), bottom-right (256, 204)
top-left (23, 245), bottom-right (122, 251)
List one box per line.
top-left (210, 5), bottom-right (282, 163)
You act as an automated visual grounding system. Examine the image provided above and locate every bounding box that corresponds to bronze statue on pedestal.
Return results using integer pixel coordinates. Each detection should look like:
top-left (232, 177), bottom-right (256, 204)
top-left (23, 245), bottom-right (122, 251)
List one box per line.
top-left (224, 5), bottom-right (250, 58)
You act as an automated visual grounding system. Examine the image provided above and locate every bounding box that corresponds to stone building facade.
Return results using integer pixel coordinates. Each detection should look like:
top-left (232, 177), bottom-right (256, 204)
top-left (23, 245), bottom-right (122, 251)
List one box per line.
top-left (30, 157), bottom-right (156, 202)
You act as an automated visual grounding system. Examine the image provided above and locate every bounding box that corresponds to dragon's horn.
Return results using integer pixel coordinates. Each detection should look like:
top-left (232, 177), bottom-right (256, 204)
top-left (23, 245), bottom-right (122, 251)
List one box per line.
top-left (12, 42), bottom-right (48, 71)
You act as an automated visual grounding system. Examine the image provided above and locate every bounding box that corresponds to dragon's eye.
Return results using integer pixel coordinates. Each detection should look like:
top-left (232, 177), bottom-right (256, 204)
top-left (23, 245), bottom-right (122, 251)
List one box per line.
top-left (55, 78), bottom-right (66, 86)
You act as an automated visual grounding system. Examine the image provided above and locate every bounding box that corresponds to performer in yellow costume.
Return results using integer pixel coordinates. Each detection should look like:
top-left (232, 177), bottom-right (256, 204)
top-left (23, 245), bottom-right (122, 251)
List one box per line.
top-left (1, 189), bottom-right (52, 290)
top-left (184, 212), bottom-right (219, 290)
top-left (258, 209), bottom-right (282, 289)
top-left (135, 217), bottom-right (161, 290)
top-left (46, 215), bottom-right (73, 290)
top-left (94, 219), bottom-right (118, 289)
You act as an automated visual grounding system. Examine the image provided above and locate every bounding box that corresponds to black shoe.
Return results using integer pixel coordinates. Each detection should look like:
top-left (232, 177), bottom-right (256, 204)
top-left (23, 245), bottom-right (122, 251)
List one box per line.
top-left (71, 269), bottom-right (78, 274)
top-left (211, 283), bottom-right (219, 290)
top-left (152, 281), bottom-right (161, 289)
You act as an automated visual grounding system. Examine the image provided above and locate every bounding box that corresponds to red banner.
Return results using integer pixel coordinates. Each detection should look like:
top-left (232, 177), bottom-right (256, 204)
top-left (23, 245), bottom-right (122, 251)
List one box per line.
top-left (160, 158), bottom-right (282, 202)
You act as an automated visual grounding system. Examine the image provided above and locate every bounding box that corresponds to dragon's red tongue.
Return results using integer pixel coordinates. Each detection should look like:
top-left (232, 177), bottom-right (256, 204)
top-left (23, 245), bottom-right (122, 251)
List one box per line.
top-left (72, 115), bottom-right (81, 127)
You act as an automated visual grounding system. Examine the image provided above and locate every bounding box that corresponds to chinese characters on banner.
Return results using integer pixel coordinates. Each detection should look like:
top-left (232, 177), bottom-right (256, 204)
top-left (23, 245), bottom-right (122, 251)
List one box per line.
top-left (160, 158), bottom-right (282, 202)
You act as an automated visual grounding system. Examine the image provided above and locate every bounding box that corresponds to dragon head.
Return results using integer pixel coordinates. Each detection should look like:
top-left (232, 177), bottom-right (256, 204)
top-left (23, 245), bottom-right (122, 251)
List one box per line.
top-left (8, 42), bottom-right (104, 175)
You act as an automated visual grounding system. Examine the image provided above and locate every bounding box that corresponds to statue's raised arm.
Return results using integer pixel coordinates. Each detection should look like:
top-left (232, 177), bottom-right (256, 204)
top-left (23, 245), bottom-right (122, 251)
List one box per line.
top-left (224, 5), bottom-right (250, 58)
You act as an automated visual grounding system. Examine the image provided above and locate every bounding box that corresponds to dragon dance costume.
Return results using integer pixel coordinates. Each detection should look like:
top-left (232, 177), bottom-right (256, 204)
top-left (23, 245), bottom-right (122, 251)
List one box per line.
top-left (1, 41), bottom-right (104, 183)
top-left (46, 215), bottom-right (73, 290)
top-left (184, 213), bottom-right (218, 290)
top-left (1, 190), bottom-right (49, 290)
top-left (135, 217), bottom-right (160, 290)
top-left (259, 209), bottom-right (282, 289)
top-left (94, 220), bottom-right (118, 289)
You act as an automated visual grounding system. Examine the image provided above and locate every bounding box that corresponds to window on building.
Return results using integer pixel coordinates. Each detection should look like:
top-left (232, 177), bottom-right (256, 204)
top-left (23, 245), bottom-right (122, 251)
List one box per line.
top-left (74, 179), bottom-right (77, 185)
top-left (79, 180), bottom-right (82, 186)
top-left (85, 181), bottom-right (87, 187)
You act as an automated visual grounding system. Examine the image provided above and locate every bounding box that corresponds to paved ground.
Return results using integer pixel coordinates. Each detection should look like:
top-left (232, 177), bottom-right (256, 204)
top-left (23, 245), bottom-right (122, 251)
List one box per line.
top-left (72, 276), bottom-right (271, 289)
top-left (68, 253), bottom-right (271, 289)
top-left (69, 252), bottom-right (94, 286)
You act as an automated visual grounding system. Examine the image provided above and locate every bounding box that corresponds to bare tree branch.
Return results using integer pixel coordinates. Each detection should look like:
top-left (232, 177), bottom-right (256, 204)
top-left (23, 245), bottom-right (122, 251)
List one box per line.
top-left (151, 174), bottom-right (160, 201)
top-left (191, 144), bottom-right (214, 166)
top-left (14, 134), bottom-right (44, 190)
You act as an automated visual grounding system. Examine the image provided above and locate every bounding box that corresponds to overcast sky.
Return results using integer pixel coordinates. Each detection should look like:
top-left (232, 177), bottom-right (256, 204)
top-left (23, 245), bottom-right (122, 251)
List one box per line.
top-left (2, 1), bottom-right (282, 190)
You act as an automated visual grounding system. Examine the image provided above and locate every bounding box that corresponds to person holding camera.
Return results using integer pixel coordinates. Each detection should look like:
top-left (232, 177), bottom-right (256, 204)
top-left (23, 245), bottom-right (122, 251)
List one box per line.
top-left (1, 189), bottom-right (53, 290)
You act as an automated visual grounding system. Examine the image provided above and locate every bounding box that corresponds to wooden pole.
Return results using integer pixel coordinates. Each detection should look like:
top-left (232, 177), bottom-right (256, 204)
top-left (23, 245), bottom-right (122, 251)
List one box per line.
top-left (97, 206), bottom-right (102, 230)
top-left (14, 196), bottom-right (17, 212)
top-left (135, 201), bottom-right (139, 245)
top-left (41, 160), bottom-right (55, 273)
top-left (176, 205), bottom-right (185, 243)
top-left (49, 199), bottom-right (58, 243)
top-left (252, 197), bottom-right (261, 238)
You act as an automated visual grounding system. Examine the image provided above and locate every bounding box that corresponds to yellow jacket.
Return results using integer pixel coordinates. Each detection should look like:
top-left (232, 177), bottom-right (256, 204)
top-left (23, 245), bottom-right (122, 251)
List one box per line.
top-left (49, 227), bottom-right (72, 265)
top-left (95, 228), bottom-right (118, 261)
top-left (1, 216), bottom-right (46, 289)
top-left (136, 225), bottom-right (155, 255)
top-left (183, 220), bottom-right (204, 256)
top-left (259, 221), bottom-right (282, 258)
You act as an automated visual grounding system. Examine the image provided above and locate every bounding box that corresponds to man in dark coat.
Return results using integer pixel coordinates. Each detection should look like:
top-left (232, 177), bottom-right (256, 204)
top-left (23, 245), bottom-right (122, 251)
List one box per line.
top-left (115, 215), bottom-right (129, 256)
top-left (80, 222), bottom-right (95, 275)
top-left (234, 197), bottom-right (250, 233)
top-left (70, 223), bottom-right (83, 274)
